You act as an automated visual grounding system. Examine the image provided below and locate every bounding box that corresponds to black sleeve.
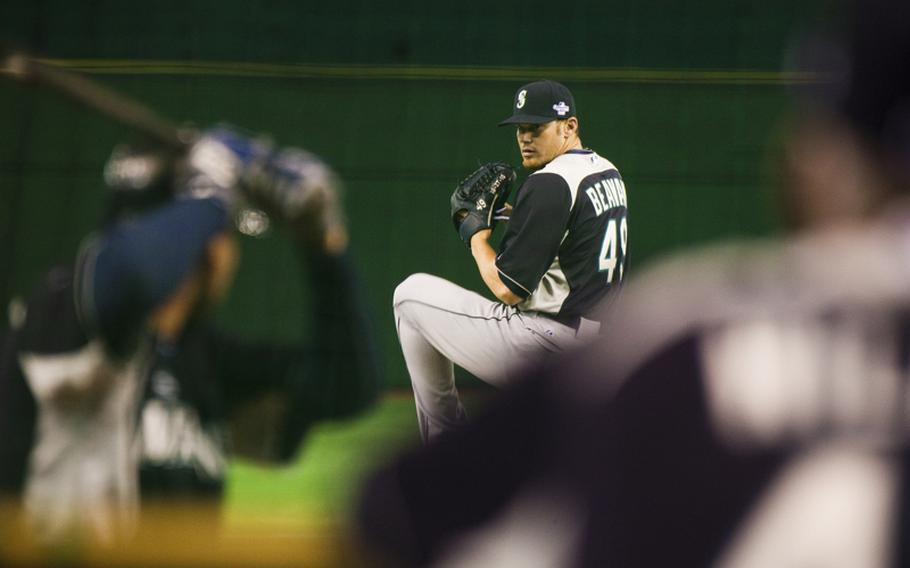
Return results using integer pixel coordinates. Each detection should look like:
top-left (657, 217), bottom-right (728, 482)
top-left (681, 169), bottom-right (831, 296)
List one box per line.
top-left (210, 249), bottom-right (381, 462)
top-left (495, 173), bottom-right (573, 298)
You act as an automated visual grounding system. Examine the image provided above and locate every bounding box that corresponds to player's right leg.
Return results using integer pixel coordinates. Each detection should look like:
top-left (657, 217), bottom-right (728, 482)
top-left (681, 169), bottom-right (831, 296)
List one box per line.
top-left (395, 312), bottom-right (467, 443)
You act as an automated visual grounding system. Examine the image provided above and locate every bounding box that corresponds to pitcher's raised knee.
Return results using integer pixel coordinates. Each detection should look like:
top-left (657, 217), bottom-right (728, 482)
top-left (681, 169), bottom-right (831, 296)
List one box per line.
top-left (392, 273), bottom-right (439, 312)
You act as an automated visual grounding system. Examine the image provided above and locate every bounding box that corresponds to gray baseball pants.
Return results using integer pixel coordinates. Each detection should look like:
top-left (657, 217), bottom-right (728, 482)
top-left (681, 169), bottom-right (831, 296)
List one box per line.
top-left (393, 273), bottom-right (596, 443)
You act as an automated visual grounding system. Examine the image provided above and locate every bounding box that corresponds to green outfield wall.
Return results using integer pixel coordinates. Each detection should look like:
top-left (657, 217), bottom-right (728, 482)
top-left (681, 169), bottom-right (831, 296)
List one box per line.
top-left (1, 0), bottom-right (824, 387)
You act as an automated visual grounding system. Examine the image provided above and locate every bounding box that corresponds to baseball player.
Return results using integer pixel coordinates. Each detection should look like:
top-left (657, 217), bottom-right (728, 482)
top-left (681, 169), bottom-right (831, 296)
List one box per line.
top-left (0, 128), bottom-right (379, 543)
top-left (394, 80), bottom-right (629, 442)
top-left (359, 2), bottom-right (910, 566)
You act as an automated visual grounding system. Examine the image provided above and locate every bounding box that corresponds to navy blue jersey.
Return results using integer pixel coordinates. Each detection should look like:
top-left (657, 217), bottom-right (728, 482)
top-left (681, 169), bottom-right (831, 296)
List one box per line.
top-left (496, 149), bottom-right (628, 322)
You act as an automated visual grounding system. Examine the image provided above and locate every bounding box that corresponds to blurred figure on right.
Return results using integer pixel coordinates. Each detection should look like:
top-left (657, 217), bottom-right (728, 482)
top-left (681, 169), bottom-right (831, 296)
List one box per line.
top-left (355, 1), bottom-right (910, 566)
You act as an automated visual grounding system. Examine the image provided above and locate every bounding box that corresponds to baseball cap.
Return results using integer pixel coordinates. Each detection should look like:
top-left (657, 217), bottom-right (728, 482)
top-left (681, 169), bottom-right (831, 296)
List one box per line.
top-left (498, 80), bottom-right (577, 126)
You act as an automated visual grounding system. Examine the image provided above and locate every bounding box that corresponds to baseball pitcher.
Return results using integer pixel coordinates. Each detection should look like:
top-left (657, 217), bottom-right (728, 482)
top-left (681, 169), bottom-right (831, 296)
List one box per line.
top-left (394, 80), bottom-right (629, 443)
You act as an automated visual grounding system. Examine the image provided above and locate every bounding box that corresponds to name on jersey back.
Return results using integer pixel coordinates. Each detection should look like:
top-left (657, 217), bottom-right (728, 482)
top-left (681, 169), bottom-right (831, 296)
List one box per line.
top-left (585, 176), bottom-right (627, 216)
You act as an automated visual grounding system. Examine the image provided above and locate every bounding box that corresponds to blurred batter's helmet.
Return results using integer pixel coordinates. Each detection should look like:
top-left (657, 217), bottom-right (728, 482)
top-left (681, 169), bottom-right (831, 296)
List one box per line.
top-left (101, 141), bottom-right (179, 224)
top-left (101, 138), bottom-right (271, 237)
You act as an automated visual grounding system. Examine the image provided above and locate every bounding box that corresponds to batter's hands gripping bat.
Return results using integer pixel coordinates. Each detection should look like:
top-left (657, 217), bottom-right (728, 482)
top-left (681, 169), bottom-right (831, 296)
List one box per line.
top-left (1, 50), bottom-right (190, 150)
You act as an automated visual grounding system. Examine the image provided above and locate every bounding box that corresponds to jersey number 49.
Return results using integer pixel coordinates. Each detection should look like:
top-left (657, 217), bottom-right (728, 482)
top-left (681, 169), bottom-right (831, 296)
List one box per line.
top-left (598, 214), bottom-right (628, 284)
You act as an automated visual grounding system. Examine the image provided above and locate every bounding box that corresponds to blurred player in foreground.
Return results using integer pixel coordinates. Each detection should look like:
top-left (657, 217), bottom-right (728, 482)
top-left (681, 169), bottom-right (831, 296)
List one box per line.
top-left (394, 80), bottom-right (628, 443)
top-left (356, 1), bottom-right (910, 566)
top-left (0, 127), bottom-right (379, 544)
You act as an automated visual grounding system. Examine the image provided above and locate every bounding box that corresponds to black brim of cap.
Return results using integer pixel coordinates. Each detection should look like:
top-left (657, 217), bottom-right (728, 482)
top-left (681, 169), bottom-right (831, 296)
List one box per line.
top-left (497, 114), bottom-right (555, 126)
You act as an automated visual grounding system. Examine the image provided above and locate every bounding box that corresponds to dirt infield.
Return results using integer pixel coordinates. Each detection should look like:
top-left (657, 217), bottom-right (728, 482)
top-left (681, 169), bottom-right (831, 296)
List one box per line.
top-left (0, 500), bottom-right (365, 567)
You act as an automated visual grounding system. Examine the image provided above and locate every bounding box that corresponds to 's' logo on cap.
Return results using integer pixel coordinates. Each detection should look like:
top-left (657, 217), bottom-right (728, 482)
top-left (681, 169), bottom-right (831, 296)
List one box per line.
top-left (553, 102), bottom-right (570, 116)
top-left (516, 89), bottom-right (527, 109)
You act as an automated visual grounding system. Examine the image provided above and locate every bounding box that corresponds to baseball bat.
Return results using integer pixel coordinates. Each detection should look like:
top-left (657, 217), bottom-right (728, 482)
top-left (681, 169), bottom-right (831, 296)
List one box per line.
top-left (1, 51), bottom-right (189, 150)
